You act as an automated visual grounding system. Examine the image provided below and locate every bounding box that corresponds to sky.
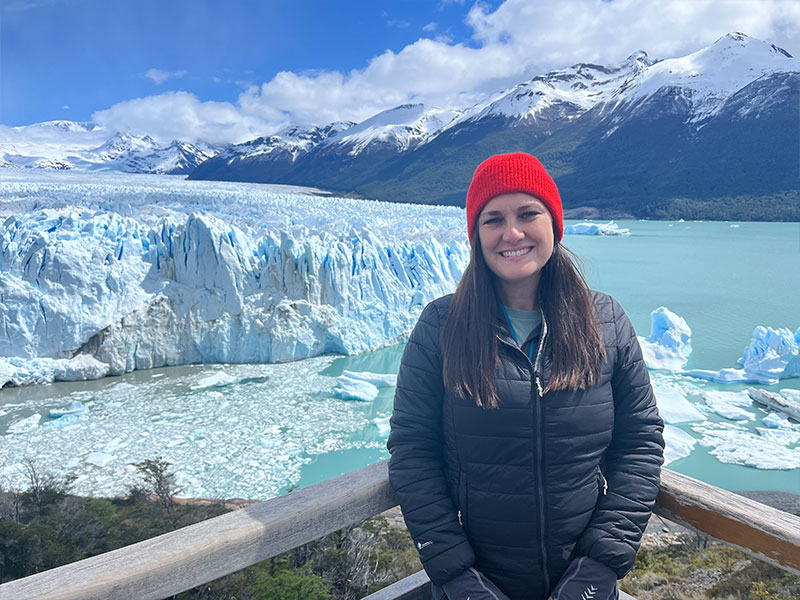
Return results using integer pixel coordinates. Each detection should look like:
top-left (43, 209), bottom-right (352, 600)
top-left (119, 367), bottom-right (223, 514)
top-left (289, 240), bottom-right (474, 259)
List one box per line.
top-left (1, 0), bottom-right (798, 144)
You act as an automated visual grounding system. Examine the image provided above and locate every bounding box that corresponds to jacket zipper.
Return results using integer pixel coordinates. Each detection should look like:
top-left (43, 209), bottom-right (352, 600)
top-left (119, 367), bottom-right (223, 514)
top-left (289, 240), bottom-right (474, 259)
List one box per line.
top-left (457, 470), bottom-right (467, 527)
top-left (531, 315), bottom-right (551, 594)
top-left (598, 466), bottom-right (608, 495)
top-left (496, 315), bottom-right (551, 593)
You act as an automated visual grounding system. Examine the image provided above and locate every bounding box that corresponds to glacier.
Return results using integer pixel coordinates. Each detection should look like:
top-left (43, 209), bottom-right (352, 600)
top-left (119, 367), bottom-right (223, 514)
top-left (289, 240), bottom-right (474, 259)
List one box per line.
top-left (686, 325), bottom-right (800, 384)
top-left (638, 307), bottom-right (693, 371)
top-left (0, 171), bottom-right (469, 386)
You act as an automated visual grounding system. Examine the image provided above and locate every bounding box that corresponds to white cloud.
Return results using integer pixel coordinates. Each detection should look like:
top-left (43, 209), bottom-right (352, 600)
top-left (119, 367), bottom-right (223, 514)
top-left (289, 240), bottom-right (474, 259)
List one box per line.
top-left (144, 68), bottom-right (188, 85)
top-left (92, 91), bottom-right (283, 145)
top-left (423, 22), bottom-right (438, 32)
top-left (62, 105), bottom-right (71, 110)
top-left (238, 0), bottom-right (800, 127)
top-left (88, 0), bottom-right (800, 144)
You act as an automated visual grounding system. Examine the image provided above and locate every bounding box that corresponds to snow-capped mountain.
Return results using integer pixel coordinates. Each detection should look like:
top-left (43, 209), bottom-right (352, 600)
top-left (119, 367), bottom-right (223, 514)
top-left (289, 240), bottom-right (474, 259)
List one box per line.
top-left (0, 126), bottom-right (225, 174)
top-left (190, 33), bottom-right (798, 219)
top-left (324, 104), bottom-right (462, 155)
top-left (442, 51), bottom-right (655, 129)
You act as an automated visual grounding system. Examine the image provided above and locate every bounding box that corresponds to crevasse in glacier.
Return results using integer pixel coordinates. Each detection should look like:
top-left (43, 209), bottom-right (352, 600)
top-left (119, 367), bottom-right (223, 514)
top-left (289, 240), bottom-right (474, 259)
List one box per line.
top-left (0, 172), bottom-right (469, 386)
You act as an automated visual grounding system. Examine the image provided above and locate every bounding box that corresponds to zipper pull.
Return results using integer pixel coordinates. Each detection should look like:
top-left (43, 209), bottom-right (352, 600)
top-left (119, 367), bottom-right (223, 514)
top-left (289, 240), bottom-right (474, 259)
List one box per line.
top-left (602, 474), bottom-right (608, 495)
top-left (535, 376), bottom-right (544, 397)
top-left (457, 510), bottom-right (463, 526)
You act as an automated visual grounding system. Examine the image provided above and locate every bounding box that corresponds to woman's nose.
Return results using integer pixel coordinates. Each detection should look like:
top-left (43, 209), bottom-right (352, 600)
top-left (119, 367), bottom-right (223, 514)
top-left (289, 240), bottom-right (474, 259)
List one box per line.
top-left (502, 225), bottom-right (524, 241)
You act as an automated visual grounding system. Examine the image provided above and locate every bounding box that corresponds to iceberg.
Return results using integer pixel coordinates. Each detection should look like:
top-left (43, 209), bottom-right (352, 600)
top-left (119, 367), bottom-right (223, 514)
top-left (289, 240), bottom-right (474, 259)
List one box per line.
top-left (331, 375), bottom-right (379, 401)
top-left (373, 416), bottom-right (391, 436)
top-left (663, 425), bottom-right (697, 465)
top-left (638, 307), bottom-right (692, 370)
top-left (564, 221), bottom-right (630, 236)
top-left (686, 326), bottom-right (800, 384)
top-left (652, 381), bottom-right (705, 423)
top-left (341, 370), bottom-right (397, 388)
top-left (0, 171), bottom-right (469, 387)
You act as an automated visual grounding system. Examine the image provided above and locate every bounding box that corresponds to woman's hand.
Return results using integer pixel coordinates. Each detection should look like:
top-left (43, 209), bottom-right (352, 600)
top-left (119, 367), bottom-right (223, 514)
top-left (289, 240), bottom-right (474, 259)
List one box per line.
top-left (549, 556), bottom-right (618, 600)
top-left (441, 567), bottom-right (511, 600)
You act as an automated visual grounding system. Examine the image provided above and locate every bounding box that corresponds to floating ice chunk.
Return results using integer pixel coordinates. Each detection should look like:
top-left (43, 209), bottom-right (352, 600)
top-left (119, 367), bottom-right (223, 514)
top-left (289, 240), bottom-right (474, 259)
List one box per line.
top-left (703, 390), bottom-right (755, 421)
top-left (762, 411), bottom-right (796, 430)
top-left (687, 326), bottom-right (800, 385)
top-left (692, 421), bottom-right (800, 469)
top-left (256, 437), bottom-right (281, 449)
top-left (85, 452), bottom-right (116, 467)
top-left (564, 221), bottom-right (630, 236)
top-left (332, 376), bottom-right (379, 401)
top-left (191, 371), bottom-right (238, 390)
top-left (49, 400), bottom-right (88, 418)
top-left (685, 368), bottom-right (750, 383)
top-left (112, 382), bottom-right (136, 390)
top-left (7, 413), bottom-right (41, 434)
top-left (663, 425), bottom-right (697, 465)
top-left (747, 388), bottom-right (800, 421)
top-left (341, 370), bottom-right (397, 387)
top-left (42, 414), bottom-right (85, 429)
top-left (653, 382), bottom-right (705, 423)
top-left (757, 427), bottom-right (800, 445)
top-left (373, 416), bottom-right (391, 436)
top-left (103, 437), bottom-right (126, 453)
top-left (638, 307), bottom-right (692, 371)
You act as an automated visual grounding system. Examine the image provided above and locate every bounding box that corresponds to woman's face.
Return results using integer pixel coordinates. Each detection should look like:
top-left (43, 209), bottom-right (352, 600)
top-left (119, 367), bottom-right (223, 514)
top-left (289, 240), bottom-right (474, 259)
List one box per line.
top-left (477, 192), bottom-right (555, 292)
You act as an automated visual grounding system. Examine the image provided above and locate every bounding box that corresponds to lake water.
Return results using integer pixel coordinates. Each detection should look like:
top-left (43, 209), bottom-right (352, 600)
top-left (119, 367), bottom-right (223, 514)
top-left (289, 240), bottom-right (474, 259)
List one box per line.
top-left (1, 219), bottom-right (798, 499)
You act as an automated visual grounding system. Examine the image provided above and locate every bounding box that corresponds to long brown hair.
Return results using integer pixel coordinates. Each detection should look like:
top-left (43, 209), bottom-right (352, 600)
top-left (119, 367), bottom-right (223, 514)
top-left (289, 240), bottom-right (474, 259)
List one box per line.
top-left (441, 235), bottom-right (605, 409)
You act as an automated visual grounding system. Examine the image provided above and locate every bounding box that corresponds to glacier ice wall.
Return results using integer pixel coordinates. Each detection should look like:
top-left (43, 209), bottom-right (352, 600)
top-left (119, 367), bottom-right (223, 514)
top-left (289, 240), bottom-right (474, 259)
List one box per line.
top-left (0, 171), bottom-right (469, 386)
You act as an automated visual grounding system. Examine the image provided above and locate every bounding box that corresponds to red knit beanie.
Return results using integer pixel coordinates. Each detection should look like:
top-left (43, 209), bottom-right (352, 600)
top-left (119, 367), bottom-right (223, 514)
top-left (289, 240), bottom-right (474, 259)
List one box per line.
top-left (466, 152), bottom-right (563, 242)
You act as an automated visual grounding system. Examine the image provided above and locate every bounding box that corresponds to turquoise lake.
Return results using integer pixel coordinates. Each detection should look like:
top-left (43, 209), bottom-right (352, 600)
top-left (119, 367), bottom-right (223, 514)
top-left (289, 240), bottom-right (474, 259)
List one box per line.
top-left (1, 219), bottom-right (798, 499)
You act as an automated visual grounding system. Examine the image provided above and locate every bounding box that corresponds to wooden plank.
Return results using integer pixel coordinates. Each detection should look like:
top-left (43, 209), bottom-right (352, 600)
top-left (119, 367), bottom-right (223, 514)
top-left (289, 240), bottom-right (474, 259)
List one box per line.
top-left (362, 570), bottom-right (431, 600)
top-left (0, 460), bottom-right (397, 600)
top-left (2, 463), bottom-right (798, 599)
top-left (655, 468), bottom-right (800, 576)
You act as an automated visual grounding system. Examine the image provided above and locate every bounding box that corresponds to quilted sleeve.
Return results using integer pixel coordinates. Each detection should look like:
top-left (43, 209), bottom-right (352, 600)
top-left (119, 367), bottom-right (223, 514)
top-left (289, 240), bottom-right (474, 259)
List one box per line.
top-left (387, 300), bottom-right (475, 585)
top-left (574, 297), bottom-right (665, 577)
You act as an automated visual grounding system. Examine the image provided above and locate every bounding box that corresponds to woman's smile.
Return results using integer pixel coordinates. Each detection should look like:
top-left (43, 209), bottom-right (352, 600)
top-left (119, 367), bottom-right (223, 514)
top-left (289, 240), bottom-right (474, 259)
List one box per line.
top-left (499, 246), bottom-right (533, 259)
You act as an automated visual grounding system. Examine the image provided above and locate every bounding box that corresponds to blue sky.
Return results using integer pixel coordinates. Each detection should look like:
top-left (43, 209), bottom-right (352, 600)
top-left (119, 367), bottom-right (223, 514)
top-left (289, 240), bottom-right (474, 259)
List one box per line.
top-left (1, 0), bottom-right (485, 126)
top-left (2, 0), bottom-right (798, 143)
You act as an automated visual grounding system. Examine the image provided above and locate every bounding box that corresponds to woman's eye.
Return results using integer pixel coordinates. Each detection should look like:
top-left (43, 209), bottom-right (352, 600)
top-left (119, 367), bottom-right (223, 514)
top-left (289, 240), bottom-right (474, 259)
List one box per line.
top-left (482, 218), bottom-right (501, 225)
top-left (520, 211), bottom-right (538, 219)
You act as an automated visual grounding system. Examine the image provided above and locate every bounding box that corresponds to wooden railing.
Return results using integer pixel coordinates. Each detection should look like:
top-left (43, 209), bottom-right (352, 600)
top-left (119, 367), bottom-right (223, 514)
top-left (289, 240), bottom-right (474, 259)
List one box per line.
top-left (1, 462), bottom-right (798, 600)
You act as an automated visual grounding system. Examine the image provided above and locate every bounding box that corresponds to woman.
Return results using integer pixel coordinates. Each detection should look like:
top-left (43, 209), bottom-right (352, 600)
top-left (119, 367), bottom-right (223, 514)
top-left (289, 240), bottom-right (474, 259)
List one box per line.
top-left (387, 153), bottom-right (664, 600)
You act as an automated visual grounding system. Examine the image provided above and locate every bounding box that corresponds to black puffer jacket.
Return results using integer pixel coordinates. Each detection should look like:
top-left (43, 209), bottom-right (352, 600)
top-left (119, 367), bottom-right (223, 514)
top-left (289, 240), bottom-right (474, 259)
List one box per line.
top-left (387, 292), bottom-right (664, 600)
